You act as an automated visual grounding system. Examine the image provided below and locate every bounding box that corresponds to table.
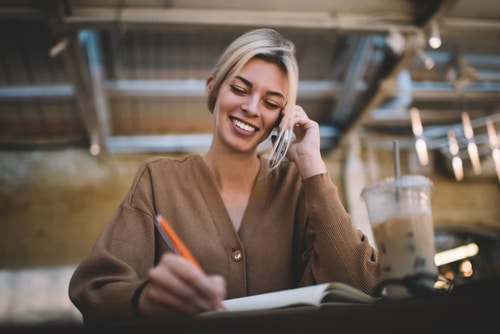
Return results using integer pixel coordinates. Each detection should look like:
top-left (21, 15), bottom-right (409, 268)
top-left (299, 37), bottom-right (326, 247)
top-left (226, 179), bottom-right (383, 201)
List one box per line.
top-left (3, 277), bottom-right (500, 333)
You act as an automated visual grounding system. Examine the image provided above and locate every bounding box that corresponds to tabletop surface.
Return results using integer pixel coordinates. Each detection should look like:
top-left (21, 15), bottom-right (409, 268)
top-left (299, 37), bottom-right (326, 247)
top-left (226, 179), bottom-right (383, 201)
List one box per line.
top-left (3, 277), bottom-right (500, 334)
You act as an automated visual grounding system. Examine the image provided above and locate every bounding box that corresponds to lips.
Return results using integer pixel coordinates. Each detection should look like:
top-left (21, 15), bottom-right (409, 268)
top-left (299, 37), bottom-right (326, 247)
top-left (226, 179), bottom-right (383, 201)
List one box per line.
top-left (231, 117), bottom-right (258, 132)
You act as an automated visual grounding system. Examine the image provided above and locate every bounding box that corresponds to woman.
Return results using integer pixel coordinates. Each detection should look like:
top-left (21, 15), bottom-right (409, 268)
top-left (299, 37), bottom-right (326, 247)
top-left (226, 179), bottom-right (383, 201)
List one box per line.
top-left (69, 28), bottom-right (380, 325)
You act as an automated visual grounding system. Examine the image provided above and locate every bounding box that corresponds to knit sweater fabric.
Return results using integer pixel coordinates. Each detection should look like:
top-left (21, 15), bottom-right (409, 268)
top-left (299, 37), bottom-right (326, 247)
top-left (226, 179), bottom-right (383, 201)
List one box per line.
top-left (68, 154), bottom-right (379, 324)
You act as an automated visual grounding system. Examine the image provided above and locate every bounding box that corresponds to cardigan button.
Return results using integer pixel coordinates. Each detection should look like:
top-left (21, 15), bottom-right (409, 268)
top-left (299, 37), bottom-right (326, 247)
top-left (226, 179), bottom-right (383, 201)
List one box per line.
top-left (231, 250), bottom-right (243, 262)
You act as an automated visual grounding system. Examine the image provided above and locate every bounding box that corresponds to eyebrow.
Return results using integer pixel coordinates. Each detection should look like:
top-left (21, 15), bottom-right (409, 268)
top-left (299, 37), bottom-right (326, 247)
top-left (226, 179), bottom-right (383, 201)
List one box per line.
top-left (234, 75), bottom-right (285, 100)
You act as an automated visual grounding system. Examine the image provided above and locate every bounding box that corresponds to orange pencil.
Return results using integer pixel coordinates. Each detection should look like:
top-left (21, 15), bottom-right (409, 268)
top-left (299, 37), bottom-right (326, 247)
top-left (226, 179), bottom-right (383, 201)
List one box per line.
top-left (155, 214), bottom-right (202, 270)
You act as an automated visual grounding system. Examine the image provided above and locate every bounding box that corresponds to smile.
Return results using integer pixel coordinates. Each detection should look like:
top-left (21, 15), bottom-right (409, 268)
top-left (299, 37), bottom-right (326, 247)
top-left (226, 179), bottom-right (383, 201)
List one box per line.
top-left (232, 118), bottom-right (257, 132)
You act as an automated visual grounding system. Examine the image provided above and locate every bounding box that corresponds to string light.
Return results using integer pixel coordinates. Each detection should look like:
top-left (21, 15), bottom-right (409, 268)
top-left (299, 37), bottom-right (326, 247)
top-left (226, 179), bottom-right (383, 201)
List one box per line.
top-left (49, 38), bottom-right (69, 58)
top-left (448, 129), bottom-right (464, 181)
top-left (428, 20), bottom-right (442, 49)
top-left (461, 111), bottom-right (481, 175)
top-left (486, 118), bottom-right (500, 182)
top-left (416, 49), bottom-right (435, 70)
top-left (434, 243), bottom-right (479, 266)
top-left (411, 110), bottom-right (500, 182)
top-left (410, 107), bottom-right (423, 136)
top-left (410, 107), bottom-right (429, 165)
top-left (486, 118), bottom-right (498, 147)
top-left (89, 132), bottom-right (101, 156)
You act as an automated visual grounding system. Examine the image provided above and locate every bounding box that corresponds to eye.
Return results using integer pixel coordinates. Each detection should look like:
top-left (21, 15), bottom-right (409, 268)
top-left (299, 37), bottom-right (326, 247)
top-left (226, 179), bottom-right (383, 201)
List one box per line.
top-left (230, 84), bottom-right (247, 95)
top-left (264, 100), bottom-right (282, 110)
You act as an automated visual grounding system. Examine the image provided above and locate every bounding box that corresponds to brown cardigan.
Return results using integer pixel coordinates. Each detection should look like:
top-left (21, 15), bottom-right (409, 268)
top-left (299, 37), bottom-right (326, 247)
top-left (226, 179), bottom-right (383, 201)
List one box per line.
top-left (68, 154), bottom-right (380, 324)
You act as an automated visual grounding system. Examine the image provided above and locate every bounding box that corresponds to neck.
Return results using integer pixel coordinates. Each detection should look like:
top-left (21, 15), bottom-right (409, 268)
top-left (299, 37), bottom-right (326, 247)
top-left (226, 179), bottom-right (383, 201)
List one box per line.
top-left (203, 150), bottom-right (261, 190)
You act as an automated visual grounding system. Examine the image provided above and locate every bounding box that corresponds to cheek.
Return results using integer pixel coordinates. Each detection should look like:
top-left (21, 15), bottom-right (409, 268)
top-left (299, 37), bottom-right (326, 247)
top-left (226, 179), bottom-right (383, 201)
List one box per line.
top-left (216, 90), bottom-right (241, 111)
top-left (262, 114), bottom-right (281, 137)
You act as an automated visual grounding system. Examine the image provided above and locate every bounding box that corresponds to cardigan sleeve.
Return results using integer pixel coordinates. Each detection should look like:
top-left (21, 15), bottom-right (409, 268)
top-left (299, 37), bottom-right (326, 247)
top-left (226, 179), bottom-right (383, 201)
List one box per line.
top-left (68, 162), bottom-right (158, 325)
top-left (297, 173), bottom-right (381, 295)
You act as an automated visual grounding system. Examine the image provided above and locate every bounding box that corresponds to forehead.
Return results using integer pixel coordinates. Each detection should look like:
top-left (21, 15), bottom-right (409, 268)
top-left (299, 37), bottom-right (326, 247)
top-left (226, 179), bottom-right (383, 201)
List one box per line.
top-left (235, 58), bottom-right (288, 94)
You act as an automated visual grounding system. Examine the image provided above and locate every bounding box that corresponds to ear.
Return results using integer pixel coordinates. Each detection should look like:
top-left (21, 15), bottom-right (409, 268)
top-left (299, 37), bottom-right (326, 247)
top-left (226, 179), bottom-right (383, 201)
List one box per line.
top-left (206, 76), bottom-right (214, 94)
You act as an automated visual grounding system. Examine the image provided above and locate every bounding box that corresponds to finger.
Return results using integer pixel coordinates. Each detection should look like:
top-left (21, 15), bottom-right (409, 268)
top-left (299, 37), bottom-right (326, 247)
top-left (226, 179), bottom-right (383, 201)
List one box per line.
top-left (166, 255), bottom-right (227, 309)
top-left (149, 254), bottom-right (218, 312)
top-left (142, 279), bottom-right (201, 316)
top-left (147, 271), bottom-right (209, 315)
top-left (292, 105), bottom-right (307, 118)
top-left (207, 275), bottom-right (227, 309)
top-left (290, 107), bottom-right (310, 127)
top-left (149, 254), bottom-right (210, 313)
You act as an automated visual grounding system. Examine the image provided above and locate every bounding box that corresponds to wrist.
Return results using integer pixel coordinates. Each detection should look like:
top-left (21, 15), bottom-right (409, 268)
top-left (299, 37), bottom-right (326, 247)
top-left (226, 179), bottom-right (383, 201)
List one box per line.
top-left (295, 153), bottom-right (327, 179)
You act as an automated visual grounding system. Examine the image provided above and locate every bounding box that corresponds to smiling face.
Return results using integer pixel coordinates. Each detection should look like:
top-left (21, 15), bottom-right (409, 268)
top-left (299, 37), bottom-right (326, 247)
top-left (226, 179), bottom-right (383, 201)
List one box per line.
top-left (209, 57), bottom-right (288, 154)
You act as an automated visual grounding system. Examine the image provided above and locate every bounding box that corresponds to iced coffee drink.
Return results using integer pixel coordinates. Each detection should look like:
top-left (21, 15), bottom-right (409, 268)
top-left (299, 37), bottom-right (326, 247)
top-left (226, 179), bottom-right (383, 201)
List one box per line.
top-left (361, 175), bottom-right (438, 299)
top-left (372, 214), bottom-right (437, 280)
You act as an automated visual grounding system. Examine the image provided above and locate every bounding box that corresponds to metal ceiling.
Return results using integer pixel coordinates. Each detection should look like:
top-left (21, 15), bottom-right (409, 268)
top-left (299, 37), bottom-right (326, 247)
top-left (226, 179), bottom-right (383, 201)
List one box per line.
top-left (0, 0), bottom-right (499, 178)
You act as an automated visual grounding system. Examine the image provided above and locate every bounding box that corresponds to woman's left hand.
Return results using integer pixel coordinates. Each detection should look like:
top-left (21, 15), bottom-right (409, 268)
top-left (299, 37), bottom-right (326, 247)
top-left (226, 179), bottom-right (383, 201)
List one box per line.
top-left (286, 105), bottom-right (327, 179)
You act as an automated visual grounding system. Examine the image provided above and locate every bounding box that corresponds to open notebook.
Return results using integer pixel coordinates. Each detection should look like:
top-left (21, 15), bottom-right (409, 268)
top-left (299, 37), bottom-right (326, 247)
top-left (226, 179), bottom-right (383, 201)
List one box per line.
top-left (204, 282), bottom-right (377, 315)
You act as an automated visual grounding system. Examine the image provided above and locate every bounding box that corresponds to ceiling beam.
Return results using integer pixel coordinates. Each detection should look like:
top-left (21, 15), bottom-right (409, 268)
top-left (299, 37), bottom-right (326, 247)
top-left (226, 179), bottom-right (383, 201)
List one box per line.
top-left (105, 79), bottom-right (343, 99)
top-left (331, 35), bottom-right (375, 124)
top-left (3, 78), bottom-right (496, 104)
top-left (0, 79), bottom-right (344, 102)
top-left (61, 34), bottom-right (100, 145)
top-left (80, 29), bottom-right (111, 151)
top-left (58, 7), bottom-right (420, 34)
top-left (387, 81), bottom-right (500, 100)
top-left (105, 125), bottom-right (338, 154)
top-left (0, 85), bottom-right (73, 100)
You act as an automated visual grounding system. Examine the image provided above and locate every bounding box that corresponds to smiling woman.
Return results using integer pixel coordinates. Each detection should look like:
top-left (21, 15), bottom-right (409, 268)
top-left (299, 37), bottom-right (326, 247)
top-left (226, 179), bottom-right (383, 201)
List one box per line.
top-left (206, 29), bottom-right (298, 169)
top-left (209, 58), bottom-right (289, 168)
top-left (68, 28), bottom-right (381, 326)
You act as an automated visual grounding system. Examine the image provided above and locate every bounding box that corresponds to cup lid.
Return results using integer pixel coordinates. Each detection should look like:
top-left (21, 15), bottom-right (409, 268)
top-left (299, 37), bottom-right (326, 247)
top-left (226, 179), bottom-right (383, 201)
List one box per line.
top-left (361, 175), bottom-right (433, 197)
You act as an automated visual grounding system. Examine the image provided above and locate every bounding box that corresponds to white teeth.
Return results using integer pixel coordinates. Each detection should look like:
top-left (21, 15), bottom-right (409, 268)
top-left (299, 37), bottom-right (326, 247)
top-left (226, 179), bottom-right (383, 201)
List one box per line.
top-left (233, 119), bottom-right (256, 132)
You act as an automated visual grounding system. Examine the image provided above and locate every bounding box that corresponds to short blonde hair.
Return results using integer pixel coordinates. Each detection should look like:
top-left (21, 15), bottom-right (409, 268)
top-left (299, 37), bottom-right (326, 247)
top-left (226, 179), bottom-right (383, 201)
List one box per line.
top-left (207, 28), bottom-right (299, 169)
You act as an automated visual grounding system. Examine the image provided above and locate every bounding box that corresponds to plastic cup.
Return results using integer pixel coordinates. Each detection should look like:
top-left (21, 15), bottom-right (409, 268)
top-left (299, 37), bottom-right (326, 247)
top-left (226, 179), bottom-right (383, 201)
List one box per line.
top-left (361, 175), bottom-right (438, 299)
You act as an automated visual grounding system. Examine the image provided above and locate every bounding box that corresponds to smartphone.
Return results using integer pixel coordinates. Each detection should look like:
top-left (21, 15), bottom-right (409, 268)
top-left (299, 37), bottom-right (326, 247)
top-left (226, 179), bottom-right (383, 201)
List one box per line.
top-left (268, 127), bottom-right (294, 169)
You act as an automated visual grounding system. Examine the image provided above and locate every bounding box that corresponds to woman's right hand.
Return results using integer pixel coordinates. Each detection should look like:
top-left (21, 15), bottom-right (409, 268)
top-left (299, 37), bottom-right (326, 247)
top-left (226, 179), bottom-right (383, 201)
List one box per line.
top-left (137, 253), bottom-right (227, 319)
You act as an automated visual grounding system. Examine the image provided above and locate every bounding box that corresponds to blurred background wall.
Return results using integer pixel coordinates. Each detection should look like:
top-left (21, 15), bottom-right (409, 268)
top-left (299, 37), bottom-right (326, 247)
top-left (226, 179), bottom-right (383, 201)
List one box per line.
top-left (1, 144), bottom-right (499, 269)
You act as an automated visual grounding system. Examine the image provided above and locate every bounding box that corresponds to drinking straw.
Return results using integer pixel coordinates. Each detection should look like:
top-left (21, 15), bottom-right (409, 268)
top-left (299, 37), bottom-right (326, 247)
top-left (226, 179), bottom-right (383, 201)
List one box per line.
top-left (393, 140), bottom-right (400, 200)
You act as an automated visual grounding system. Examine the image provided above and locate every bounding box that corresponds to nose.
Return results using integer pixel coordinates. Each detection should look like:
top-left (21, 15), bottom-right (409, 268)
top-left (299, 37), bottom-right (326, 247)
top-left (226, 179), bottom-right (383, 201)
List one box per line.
top-left (242, 94), bottom-right (260, 117)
